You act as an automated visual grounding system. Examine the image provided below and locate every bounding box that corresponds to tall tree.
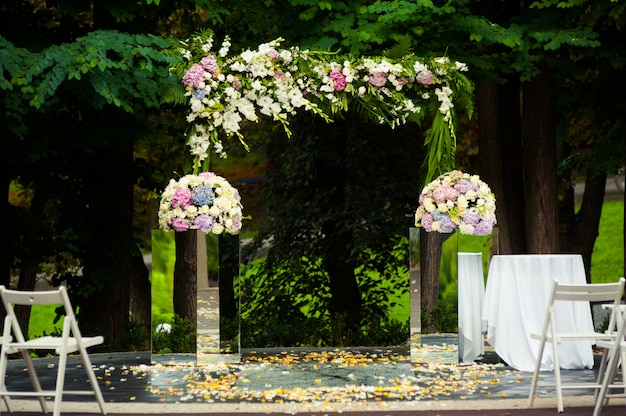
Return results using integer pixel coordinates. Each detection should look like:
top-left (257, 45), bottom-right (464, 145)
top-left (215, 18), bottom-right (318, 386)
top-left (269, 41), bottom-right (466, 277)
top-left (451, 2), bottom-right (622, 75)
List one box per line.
top-left (0, 0), bottom-right (213, 347)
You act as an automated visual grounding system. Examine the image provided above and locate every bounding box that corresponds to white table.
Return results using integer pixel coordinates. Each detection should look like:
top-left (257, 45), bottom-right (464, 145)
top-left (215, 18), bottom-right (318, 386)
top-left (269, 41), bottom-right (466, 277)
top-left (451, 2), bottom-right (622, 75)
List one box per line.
top-left (458, 252), bottom-right (485, 363)
top-left (482, 254), bottom-right (595, 371)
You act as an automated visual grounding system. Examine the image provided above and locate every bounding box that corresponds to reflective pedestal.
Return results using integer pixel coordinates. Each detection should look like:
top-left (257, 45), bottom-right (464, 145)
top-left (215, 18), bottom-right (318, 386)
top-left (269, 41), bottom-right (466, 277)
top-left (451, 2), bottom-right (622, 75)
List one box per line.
top-left (409, 228), bottom-right (496, 364)
top-left (151, 230), bottom-right (240, 365)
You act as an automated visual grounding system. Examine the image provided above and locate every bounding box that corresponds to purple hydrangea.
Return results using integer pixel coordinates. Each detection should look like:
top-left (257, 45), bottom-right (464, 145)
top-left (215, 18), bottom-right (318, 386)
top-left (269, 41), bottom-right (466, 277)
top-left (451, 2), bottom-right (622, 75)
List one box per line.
top-left (193, 215), bottom-right (215, 232)
top-left (462, 212), bottom-right (481, 225)
top-left (473, 220), bottom-right (494, 236)
top-left (454, 179), bottom-right (477, 194)
top-left (438, 215), bottom-right (456, 233)
top-left (191, 185), bottom-right (215, 206)
top-left (200, 54), bottom-right (219, 73)
top-left (171, 189), bottom-right (192, 209)
top-left (420, 212), bottom-right (434, 231)
top-left (329, 69), bottom-right (347, 91)
top-left (182, 64), bottom-right (206, 88)
top-left (171, 218), bottom-right (190, 232)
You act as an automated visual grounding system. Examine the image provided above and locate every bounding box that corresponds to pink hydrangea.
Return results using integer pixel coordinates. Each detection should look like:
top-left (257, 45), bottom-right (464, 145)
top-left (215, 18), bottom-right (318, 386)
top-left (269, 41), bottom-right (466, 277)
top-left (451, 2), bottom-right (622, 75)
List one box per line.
top-left (432, 185), bottom-right (458, 204)
top-left (171, 189), bottom-right (192, 209)
top-left (200, 54), bottom-right (219, 73)
top-left (182, 64), bottom-right (206, 88)
top-left (368, 72), bottom-right (388, 87)
top-left (232, 78), bottom-right (242, 90)
top-left (171, 218), bottom-right (190, 232)
top-left (416, 70), bottom-right (433, 85)
top-left (329, 69), bottom-right (347, 91)
top-left (274, 70), bottom-right (286, 83)
top-left (396, 77), bottom-right (409, 86)
top-left (267, 49), bottom-right (280, 59)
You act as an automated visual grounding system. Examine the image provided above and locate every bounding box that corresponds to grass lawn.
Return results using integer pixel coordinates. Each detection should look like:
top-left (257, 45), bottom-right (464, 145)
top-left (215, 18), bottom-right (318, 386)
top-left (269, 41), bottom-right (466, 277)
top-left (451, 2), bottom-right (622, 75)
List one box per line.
top-left (591, 199), bottom-right (624, 283)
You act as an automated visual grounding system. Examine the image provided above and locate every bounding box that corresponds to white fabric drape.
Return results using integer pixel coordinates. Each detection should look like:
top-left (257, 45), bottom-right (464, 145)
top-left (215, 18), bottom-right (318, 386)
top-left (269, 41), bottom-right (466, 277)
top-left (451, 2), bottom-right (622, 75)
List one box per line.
top-left (458, 252), bottom-right (485, 363)
top-left (482, 254), bottom-right (594, 371)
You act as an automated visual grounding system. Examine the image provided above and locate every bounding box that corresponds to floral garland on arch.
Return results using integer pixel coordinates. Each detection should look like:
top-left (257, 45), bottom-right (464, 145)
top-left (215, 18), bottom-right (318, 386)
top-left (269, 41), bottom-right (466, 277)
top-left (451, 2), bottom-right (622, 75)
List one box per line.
top-left (414, 170), bottom-right (496, 236)
top-left (170, 29), bottom-right (474, 179)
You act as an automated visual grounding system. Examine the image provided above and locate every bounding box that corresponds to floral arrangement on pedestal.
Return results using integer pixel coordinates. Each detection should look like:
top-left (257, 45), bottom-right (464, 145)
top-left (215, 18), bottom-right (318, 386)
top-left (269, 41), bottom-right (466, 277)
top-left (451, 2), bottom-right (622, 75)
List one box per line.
top-left (415, 170), bottom-right (496, 236)
top-left (158, 172), bottom-right (242, 235)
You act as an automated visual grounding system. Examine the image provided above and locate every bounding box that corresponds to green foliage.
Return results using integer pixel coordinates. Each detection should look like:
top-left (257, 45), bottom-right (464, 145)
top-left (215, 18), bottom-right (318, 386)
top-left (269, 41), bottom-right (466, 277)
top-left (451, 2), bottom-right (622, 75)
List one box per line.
top-left (152, 315), bottom-right (196, 354)
top-left (239, 237), bottom-right (411, 348)
top-left (117, 320), bottom-right (151, 352)
top-left (422, 301), bottom-right (457, 333)
top-left (4, 31), bottom-right (180, 113)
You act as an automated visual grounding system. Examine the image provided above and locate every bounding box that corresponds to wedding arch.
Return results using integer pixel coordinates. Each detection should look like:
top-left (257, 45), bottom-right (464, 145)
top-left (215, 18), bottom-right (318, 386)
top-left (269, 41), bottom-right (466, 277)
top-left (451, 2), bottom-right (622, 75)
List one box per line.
top-left (156, 29), bottom-right (476, 362)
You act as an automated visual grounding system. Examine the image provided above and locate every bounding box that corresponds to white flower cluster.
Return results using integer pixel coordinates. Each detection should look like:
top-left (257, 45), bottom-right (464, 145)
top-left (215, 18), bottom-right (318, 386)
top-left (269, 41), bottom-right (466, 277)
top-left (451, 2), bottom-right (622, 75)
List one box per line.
top-left (158, 172), bottom-right (243, 235)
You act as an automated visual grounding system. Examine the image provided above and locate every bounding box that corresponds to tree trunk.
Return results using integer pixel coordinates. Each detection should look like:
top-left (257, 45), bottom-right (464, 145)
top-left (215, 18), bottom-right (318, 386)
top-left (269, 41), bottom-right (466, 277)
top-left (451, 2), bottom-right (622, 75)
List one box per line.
top-left (79, 135), bottom-right (134, 351)
top-left (522, 63), bottom-right (559, 253)
top-left (420, 229), bottom-right (442, 333)
top-left (477, 80), bottom-right (526, 255)
top-left (560, 171), bottom-right (606, 282)
top-left (173, 230), bottom-right (198, 325)
top-left (130, 254), bottom-right (151, 350)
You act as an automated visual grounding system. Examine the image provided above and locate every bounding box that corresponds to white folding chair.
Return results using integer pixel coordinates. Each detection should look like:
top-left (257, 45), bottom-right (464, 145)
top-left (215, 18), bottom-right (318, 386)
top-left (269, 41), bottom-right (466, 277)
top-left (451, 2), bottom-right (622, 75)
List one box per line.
top-left (528, 277), bottom-right (625, 413)
top-left (593, 304), bottom-right (626, 416)
top-left (0, 333), bottom-right (11, 413)
top-left (0, 285), bottom-right (107, 416)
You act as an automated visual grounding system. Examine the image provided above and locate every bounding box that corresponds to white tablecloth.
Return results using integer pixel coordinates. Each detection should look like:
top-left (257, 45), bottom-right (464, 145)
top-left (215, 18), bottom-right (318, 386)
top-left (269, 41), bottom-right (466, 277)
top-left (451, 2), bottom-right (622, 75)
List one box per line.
top-left (458, 252), bottom-right (485, 363)
top-left (482, 254), bottom-right (595, 371)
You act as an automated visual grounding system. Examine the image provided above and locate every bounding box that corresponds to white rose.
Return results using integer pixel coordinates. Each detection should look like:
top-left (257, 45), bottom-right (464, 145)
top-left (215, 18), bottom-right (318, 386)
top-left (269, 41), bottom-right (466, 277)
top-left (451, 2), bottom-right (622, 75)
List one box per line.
top-left (211, 223), bottom-right (225, 234)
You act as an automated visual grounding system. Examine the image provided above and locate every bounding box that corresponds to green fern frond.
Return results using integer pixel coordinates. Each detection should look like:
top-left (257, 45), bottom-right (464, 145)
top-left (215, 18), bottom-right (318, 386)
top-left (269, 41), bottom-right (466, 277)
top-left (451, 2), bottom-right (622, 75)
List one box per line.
top-left (160, 84), bottom-right (187, 106)
top-left (383, 35), bottom-right (414, 60)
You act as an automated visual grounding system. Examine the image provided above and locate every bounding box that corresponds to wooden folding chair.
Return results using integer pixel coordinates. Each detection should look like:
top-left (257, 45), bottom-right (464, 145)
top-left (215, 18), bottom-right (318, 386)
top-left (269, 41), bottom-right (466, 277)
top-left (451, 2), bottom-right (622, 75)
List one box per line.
top-left (528, 277), bottom-right (625, 413)
top-left (0, 285), bottom-right (107, 416)
top-left (593, 304), bottom-right (626, 416)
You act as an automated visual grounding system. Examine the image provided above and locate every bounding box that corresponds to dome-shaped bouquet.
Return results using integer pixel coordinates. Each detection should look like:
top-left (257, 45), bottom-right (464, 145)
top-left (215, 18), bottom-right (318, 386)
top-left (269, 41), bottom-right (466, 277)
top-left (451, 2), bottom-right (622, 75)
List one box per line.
top-left (415, 170), bottom-right (496, 236)
top-left (158, 172), bottom-right (243, 235)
